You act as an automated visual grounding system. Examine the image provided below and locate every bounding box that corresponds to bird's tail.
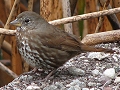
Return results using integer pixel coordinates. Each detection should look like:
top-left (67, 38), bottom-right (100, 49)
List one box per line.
top-left (80, 45), bottom-right (115, 53)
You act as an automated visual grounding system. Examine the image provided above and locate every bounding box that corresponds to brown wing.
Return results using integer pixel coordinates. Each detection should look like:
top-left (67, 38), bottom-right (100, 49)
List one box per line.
top-left (34, 23), bottom-right (114, 53)
top-left (37, 24), bottom-right (82, 52)
top-left (40, 28), bottom-right (80, 51)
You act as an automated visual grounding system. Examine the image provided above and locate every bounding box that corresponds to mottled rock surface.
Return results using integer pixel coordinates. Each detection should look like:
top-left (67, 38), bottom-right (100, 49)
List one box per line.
top-left (1, 42), bottom-right (120, 90)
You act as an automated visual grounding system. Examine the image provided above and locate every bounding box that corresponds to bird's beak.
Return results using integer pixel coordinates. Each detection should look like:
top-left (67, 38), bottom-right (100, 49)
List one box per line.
top-left (10, 19), bottom-right (21, 27)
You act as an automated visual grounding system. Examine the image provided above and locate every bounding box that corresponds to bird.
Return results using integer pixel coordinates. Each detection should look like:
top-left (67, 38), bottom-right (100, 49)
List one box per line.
top-left (10, 11), bottom-right (114, 80)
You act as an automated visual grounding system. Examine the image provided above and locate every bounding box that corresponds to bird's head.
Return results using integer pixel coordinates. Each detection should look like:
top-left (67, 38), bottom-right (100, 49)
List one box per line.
top-left (10, 11), bottom-right (44, 32)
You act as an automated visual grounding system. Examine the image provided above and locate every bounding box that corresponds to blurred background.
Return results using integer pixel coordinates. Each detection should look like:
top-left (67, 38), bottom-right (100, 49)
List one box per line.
top-left (0, 0), bottom-right (120, 87)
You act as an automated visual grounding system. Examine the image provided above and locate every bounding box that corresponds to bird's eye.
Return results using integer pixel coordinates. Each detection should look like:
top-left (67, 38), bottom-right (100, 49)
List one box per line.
top-left (24, 18), bottom-right (30, 23)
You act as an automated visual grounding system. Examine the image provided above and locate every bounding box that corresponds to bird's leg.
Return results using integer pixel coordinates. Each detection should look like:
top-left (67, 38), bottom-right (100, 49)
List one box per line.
top-left (43, 69), bottom-right (57, 81)
top-left (31, 68), bottom-right (43, 73)
top-left (31, 67), bottom-right (38, 73)
top-left (33, 69), bottom-right (57, 83)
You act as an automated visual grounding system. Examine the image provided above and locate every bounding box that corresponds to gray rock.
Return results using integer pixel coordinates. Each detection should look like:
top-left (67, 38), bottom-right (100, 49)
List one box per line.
top-left (26, 83), bottom-right (40, 90)
top-left (66, 79), bottom-right (86, 88)
top-left (43, 85), bottom-right (57, 90)
top-left (68, 86), bottom-right (81, 90)
top-left (103, 68), bottom-right (116, 79)
top-left (68, 66), bottom-right (85, 76)
top-left (82, 88), bottom-right (89, 90)
top-left (92, 69), bottom-right (100, 76)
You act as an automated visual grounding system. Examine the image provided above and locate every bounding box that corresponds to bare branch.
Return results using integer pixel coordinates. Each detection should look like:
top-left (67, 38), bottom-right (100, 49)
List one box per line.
top-left (2, 41), bottom-right (11, 55)
top-left (49, 7), bottom-right (120, 25)
top-left (0, 62), bottom-right (18, 78)
top-left (81, 30), bottom-right (120, 45)
top-left (0, 28), bottom-right (16, 35)
top-left (95, 0), bottom-right (110, 33)
top-left (0, 0), bottom-right (20, 47)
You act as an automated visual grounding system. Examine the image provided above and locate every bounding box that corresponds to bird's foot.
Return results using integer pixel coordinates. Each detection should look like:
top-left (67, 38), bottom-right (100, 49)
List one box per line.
top-left (33, 69), bottom-right (57, 83)
top-left (30, 68), bottom-right (44, 73)
top-left (43, 69), bottom-right (57, 82)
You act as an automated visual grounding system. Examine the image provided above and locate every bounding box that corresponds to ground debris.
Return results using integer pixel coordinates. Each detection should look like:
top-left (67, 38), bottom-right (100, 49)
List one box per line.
top-left (1, 42), bottom-right (120, 90)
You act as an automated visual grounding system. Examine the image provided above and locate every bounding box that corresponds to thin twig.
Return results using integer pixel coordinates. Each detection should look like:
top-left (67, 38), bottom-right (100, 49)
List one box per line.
top-left (95, 0), bottom-right (110, 33)
top-left (0, 62), bottom-right (18, 78)
top-left (0, 20), bottom-right (11, 55)
top-left (99, 0), bottom-right (120, 29)
top-left (0, 28), bottom-right (16, 35)
top-left (0, 0), bottom-right (20, 48)
top-left (49, 7), bottom-right (120, 25)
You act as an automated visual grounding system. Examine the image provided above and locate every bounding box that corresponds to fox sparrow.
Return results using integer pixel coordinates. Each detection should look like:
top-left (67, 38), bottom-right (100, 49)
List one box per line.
top-left (10, 11), bottom-right (114, 77)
